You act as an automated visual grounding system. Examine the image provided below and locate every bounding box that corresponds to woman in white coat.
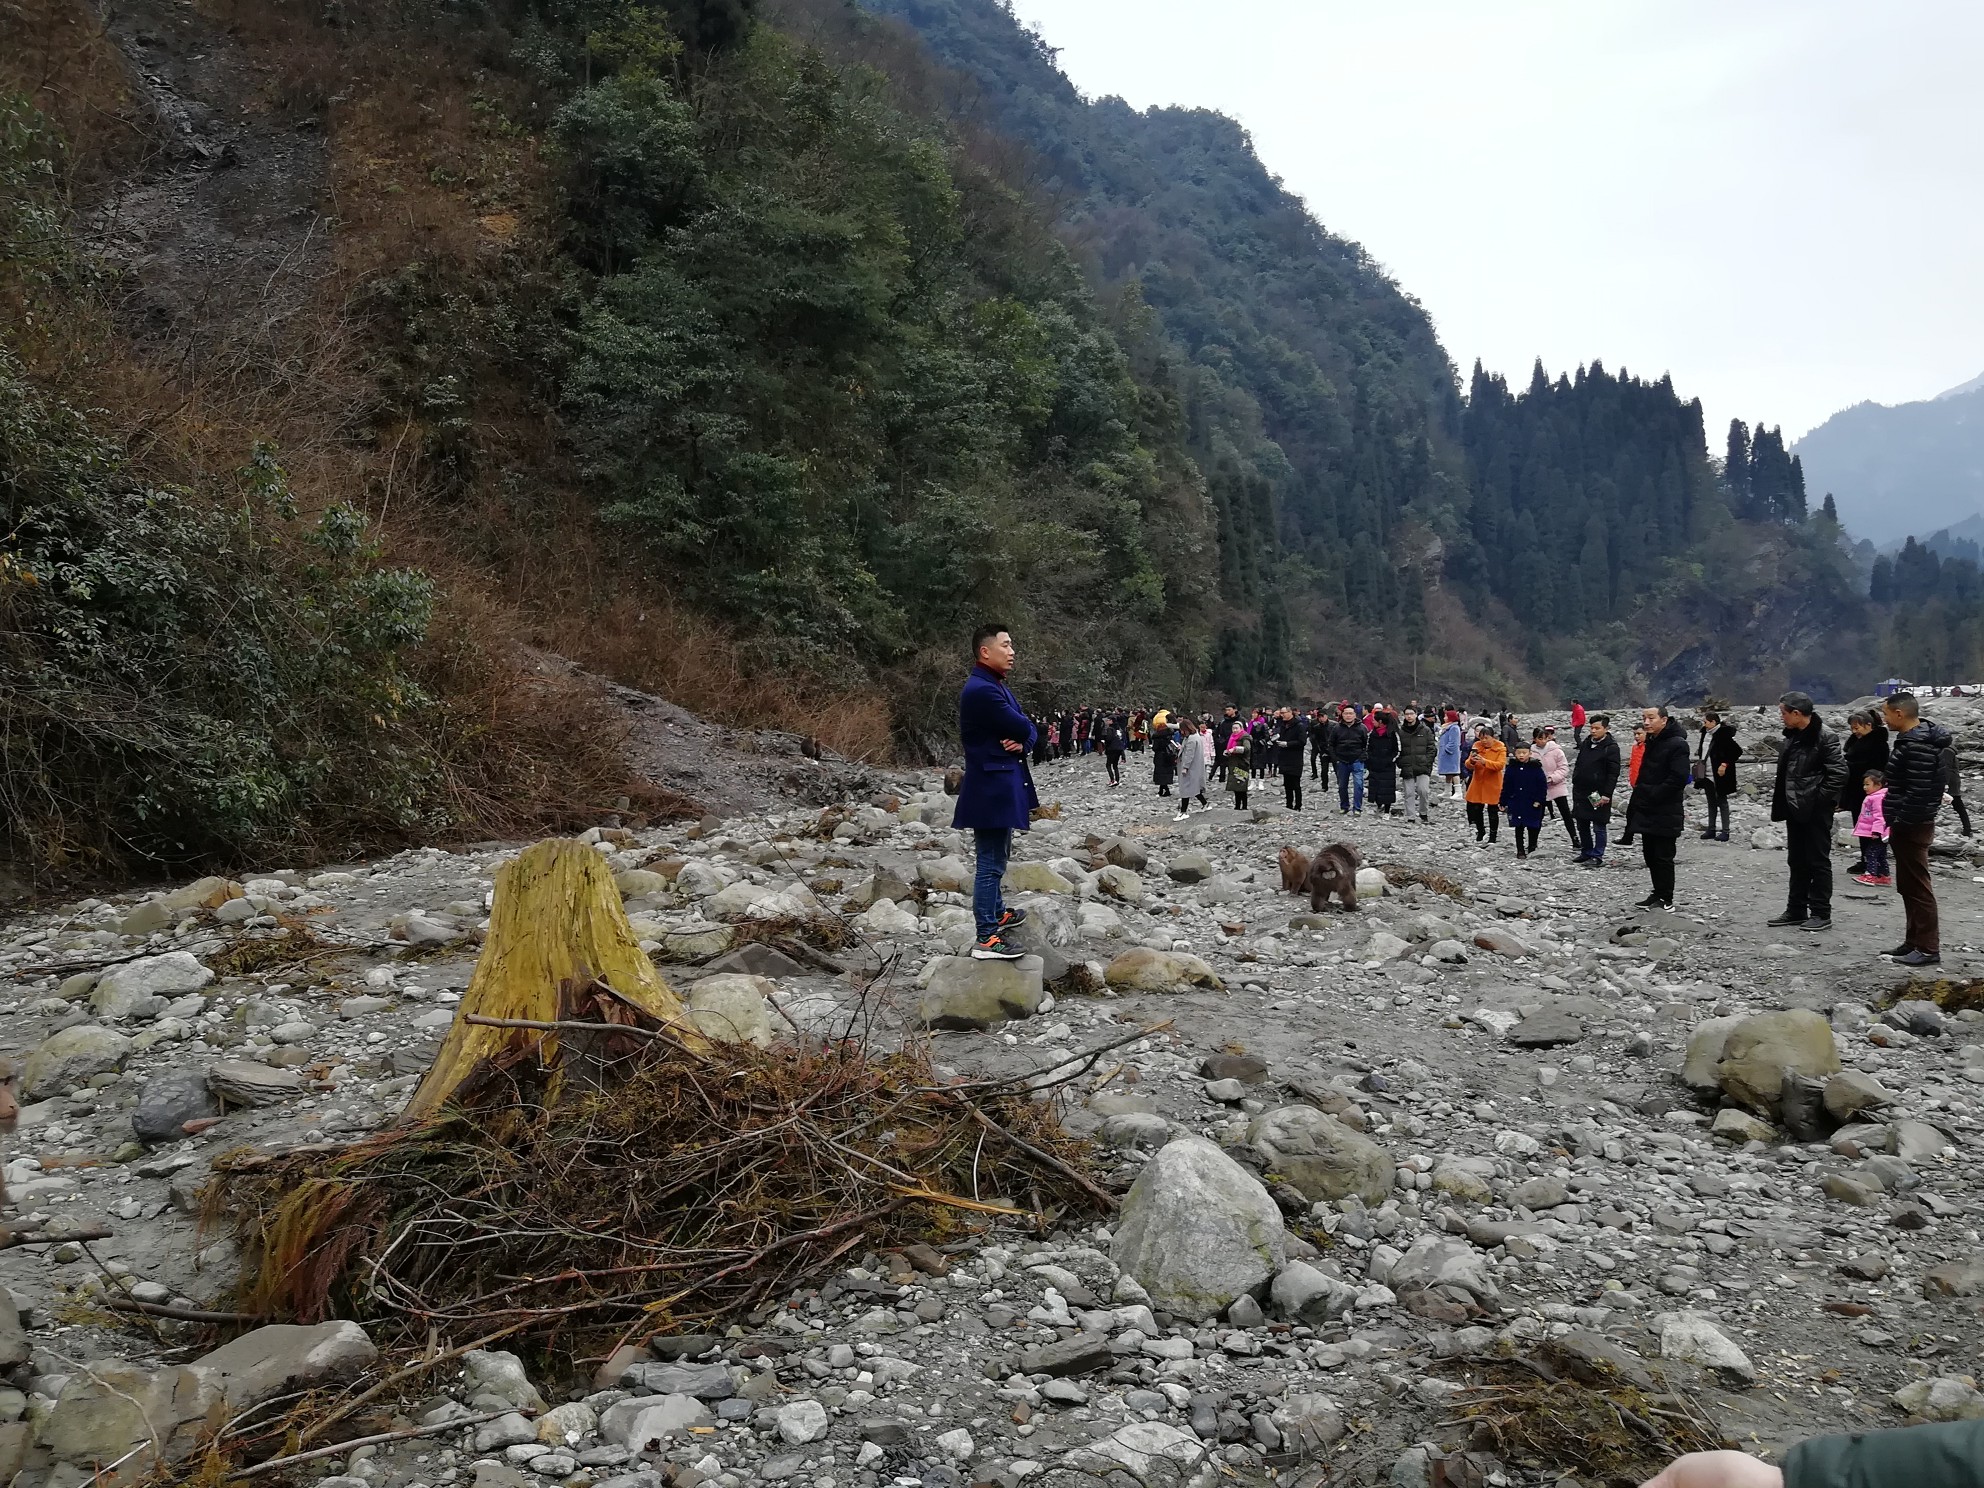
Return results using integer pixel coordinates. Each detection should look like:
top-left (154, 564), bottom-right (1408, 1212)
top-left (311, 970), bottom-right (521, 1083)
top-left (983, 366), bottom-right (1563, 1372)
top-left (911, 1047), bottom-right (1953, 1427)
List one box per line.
top-left (1173, 717), bottom-right (1211, 820)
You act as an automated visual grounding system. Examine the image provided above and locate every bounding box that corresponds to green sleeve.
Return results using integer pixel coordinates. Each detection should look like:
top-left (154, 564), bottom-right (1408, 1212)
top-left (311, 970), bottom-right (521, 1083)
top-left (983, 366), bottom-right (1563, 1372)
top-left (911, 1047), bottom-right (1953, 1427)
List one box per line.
top-left (1784, 1419), bottom-right (1984, 1488)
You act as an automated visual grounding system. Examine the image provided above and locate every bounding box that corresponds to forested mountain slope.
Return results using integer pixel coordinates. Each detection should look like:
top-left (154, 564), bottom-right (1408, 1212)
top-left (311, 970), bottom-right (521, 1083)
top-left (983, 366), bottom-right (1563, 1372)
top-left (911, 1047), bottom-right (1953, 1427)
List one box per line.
top-left (0, 0), bottom-right (1914, 882)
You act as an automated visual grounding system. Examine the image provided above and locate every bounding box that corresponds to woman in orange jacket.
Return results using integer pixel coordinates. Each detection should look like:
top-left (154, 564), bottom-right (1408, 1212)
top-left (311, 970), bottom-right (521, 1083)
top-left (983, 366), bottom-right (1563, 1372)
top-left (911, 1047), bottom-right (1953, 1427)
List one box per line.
top-left (1464, 726), bottom-right (1507, 843)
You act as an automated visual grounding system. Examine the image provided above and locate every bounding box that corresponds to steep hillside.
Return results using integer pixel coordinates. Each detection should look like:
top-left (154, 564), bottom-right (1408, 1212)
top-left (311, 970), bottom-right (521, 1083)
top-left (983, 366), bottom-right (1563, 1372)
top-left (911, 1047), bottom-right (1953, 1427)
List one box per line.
top-left (1794, 380), bottom-right (1984, 546)
top-left (847, 0), bottom-right (1472, 697)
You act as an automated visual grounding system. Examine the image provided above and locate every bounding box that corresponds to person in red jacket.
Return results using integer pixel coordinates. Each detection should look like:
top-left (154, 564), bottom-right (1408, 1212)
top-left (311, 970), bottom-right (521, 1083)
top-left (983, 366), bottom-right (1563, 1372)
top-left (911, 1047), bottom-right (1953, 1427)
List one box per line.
top-left (1569, 698), bottom-right (1588, 745)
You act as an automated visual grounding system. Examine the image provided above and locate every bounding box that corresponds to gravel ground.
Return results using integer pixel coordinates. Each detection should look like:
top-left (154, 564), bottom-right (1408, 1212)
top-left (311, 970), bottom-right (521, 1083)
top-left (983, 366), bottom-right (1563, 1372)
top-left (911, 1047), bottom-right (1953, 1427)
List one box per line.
top-left (5, 700), bottom-right (1984, 1488)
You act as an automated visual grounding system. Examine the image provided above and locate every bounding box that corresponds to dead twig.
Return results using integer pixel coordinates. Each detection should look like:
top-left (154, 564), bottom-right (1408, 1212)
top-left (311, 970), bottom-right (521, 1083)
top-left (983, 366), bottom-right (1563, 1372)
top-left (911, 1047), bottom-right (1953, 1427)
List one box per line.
top-left (229, 1410), bottom-right (514, 1479)
top-left (103, 1299), bottom-right (268, 1324)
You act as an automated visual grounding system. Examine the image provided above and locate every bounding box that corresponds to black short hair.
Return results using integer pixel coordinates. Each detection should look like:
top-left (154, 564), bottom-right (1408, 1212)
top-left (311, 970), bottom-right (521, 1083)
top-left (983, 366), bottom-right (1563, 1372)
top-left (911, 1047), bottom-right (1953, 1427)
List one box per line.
top-left (1703, 710), bottom-right (1721, 724)
top-left (1779, 691), bottom-right (1815, 716)
top-left (1863, 769), bottom-right (1886, 787)
top-left (1592, 712), bottom-right (1611, 727)
top-left (970, 623), bottom-right (1009, 658)
top-left (1647, 705), bottom-right (1670, 720)
top-left (1886, 691), bottom-right (1921, 720)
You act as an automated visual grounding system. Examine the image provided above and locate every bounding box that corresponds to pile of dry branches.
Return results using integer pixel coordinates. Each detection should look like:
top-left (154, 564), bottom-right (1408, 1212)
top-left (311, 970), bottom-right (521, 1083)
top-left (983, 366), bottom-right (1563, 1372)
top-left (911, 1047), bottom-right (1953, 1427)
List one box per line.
top-left (214, 1009), bottom-right (1113, 1357)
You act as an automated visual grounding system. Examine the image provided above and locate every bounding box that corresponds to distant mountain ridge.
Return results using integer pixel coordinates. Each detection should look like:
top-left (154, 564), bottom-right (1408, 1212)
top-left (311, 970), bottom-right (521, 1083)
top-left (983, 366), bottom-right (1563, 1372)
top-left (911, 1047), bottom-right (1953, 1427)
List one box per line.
top-left (1793, 376), bottom-right (1984, 546)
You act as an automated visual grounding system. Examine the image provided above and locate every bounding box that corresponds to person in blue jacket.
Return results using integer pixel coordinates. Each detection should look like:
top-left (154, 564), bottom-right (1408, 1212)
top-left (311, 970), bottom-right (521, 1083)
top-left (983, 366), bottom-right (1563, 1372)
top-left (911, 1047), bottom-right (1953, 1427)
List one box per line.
top-left (953, 624), bottom-right (1039, 960)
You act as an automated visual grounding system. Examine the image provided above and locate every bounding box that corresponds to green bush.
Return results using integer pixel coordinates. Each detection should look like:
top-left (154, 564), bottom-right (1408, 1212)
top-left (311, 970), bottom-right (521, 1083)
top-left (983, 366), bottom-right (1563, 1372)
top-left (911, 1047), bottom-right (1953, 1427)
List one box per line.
top-left (0, 352), bottom-right (439, 875)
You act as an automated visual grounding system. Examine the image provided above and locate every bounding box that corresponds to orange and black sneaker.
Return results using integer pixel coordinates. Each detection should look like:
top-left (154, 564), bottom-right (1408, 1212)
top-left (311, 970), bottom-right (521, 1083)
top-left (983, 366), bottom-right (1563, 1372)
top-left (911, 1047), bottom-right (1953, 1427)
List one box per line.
top-left (970, 934), bottom-right (1025, 961)
top-left (997, 907), bottom-right (1029, 931)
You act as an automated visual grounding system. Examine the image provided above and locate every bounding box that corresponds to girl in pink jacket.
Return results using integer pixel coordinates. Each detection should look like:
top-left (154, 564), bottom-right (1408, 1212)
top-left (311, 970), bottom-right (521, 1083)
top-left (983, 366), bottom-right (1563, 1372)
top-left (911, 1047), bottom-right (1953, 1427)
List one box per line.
top-left (1535, 727), bottom-right (1575, 846)
top-left (1853, 771), bottom-right (1891, 886)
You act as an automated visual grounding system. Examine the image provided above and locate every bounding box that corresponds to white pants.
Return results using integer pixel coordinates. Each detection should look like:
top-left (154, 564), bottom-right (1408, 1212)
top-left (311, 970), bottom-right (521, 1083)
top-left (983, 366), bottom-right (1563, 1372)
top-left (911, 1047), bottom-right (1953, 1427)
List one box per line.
top-left (1402, 774), bottom-right (1433, 820)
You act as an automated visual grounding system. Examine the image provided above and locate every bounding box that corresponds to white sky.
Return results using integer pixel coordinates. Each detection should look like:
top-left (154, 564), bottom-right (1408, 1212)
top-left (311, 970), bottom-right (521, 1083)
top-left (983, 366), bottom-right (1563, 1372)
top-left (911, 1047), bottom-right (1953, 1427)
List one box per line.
top-left (1004, 0), bottom-right (1984, 441)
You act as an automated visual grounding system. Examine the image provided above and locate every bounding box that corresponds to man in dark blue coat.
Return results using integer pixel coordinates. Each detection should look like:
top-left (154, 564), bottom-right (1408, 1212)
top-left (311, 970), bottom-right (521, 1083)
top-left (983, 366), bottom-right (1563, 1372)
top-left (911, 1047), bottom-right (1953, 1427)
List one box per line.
top-left (954, 624), bottom-right (1039, 959)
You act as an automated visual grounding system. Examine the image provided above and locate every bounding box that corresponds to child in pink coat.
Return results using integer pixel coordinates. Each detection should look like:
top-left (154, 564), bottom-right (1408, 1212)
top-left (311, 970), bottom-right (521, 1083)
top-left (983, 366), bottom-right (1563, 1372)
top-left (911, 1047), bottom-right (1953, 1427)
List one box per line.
top-left (1853, 770), bottom-right (1891, 886)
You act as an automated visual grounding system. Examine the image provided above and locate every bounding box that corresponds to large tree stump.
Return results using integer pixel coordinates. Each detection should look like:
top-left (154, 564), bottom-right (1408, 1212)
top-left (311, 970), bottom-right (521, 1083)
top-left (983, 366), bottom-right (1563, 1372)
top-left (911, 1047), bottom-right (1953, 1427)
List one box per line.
top-left (402, 838), bottom-right (701, 1120)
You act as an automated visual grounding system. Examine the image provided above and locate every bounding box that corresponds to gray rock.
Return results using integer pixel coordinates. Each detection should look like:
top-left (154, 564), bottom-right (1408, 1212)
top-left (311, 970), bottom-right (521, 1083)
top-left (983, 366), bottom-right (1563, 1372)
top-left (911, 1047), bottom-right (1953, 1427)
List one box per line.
top-left (1711, 1108), bottom-right (1776, 1144)
top-left (1019, 1335), bottom-right (1113, 1378)
top-left (1924, 1256), bottom-right (1984, 1297)
top-left (132, 1068), bottom-right (222, 1144)
top-left (701, 943), bottom-right (808, 979)
top-left (622, 1362), bottom-right (735, 1399)
top-left (92, 952), bottom-right (213, 1019)
top-left (463, 1350), bottom-right (548, 1412)
top-left (1657, 1311), bottom-right (1754, 1383)
top-left (1509, 1177), bottom-right (1569, 1210)
top-left (1201, 1054), bottom-right (1269, 1084)
top-left (684, 974), bottom-right (775, 1048)
top-left (1168, 851), bottom-right (1215, 884)
top-left (193, 1321), bottom-right (377, 1408)
top-left (1271, 1394), bottom-right (1345, 1452)
top-left (774, 1399), bottom-right (830, 1444)
top-left (207, 1060), bottom-right (307, 1107)
top-left (37, 1359), bottom-right (224, 1479)
top-left (1391, 1237), bottom-right (1499, 1307)
top-left (472, 1413), bottom-right (540, 1453)
top-left (1715, 1009), bottom-right (1840, 1115)
top-left (1508, 1010), bottom-right (1584, 1047)
top-left (1110, 1136), bottom-right (1286, 1322)
top-left (1824, 1071), bottom-right (1894, 1122)
top-left (1890, 1119), bottom-right (1951, 1163)
top-left (1103, 948), bottom-right (1223, 993)
top-left (1101, 839), bottom-right (1148, 872)
top-left (1245, 1104), bottom-right (1393, 1206)
top-left (1681, 1016), bottom-right (1744, 1091)
top-left (914, 955), bottom-right (1044, 1030)
top-left (1269, 1260), bottom-right (1358, 1324)
top-left (599, 1394), bottom-right (712, 1451)
top-left (0, 1287), bottom-right (26, 1369)
top-left (1893, 1376), bottom-right (1984, 1421)
top-left (22, 1025), bottom-right (133, 1101)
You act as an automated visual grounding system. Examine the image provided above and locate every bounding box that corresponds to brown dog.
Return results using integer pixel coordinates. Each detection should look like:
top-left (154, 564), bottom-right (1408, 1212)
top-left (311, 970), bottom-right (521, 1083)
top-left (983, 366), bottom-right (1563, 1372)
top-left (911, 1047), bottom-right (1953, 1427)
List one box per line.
top-left (1278, 845), bottom-right (1310, 892)
top-left (1303, 843), bottom-right (1363, 912)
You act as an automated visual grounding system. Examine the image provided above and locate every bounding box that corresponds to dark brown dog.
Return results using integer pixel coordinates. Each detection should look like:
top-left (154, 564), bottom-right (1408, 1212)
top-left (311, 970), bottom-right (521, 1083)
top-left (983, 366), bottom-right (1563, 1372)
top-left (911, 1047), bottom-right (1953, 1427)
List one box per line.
top-left (1303, 843), bottom-right (1363, 912)
top-left (1278, 845), bottom-right (1310, 892)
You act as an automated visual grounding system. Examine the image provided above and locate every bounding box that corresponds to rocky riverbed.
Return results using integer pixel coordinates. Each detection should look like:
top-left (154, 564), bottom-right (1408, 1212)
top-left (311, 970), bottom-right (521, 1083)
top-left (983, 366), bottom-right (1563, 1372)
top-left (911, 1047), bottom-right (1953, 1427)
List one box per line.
top-left (5, 699), bottom-right (1984, 1488)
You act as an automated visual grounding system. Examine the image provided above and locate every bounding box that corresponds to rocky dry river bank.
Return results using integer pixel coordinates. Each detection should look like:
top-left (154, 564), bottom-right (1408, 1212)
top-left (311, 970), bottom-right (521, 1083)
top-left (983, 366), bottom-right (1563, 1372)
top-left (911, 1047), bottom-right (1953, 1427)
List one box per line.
top-left (4, 698), bottom-right (1984, 1488)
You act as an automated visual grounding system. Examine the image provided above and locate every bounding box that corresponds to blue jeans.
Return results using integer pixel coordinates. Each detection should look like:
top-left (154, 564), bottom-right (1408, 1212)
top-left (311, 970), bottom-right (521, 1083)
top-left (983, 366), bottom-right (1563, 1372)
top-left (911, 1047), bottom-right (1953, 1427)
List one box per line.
top-left (1336, 759), bottom-right (1365, 812)
top-left (973, 829), bottom-right (1012, 941)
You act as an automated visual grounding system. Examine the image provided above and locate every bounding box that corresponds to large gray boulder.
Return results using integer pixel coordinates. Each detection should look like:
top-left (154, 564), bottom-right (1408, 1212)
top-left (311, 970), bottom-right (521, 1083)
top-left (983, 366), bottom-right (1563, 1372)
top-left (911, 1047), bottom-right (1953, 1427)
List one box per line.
top-left (1110, 1137), bottom-right (1285, 1321)
top-left (1715, 1010), bottom-right (1840, 1114)
top-left (23, 1025), bottom-right (133, 1101)
top-left (1390, 1236), bottom-right (1500, 1309)
top-left (1246, 1104), bottom-right (1393, 1206)
top-left (192, 1321), bottom-right (378, 1408)
top-left (0, 1286), bottom-right (26, 1368)
top-left (914, 956), bottom-right (1044, 1030)
top-left (1103, 948), bottom-right (1223, 993)
top-left (36, 1360), bottom-right (225, 1483)
top-left (91, 952), bottom-right (213, 1020)
top-left (684, 974), bottom-right (775, 1047)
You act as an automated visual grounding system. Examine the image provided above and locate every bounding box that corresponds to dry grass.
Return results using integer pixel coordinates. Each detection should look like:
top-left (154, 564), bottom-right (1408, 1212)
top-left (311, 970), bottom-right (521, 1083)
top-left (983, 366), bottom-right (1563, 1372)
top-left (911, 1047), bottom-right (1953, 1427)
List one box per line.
top-left (214, 1003), bottom-right (1106, 1357)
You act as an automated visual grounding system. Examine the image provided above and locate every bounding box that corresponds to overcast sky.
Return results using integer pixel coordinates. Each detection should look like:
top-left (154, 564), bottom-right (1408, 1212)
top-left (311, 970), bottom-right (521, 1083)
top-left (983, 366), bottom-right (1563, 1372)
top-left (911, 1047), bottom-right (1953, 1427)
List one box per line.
top-left (1004, 0), bottom-right (1984, 442)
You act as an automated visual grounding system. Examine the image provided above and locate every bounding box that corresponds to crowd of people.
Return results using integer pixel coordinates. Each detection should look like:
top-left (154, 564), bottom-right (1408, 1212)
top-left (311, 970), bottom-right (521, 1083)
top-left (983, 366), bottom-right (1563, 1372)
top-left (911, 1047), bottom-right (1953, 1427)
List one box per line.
top-left (953, 628), bottom-right (1982, 1483)
top-left (999, 661), bottom-right (1970, 968)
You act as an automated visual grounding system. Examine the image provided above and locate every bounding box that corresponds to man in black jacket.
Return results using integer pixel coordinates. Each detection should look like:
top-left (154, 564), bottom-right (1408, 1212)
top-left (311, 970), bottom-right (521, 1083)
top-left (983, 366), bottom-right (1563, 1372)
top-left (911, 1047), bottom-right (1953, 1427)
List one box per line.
top-left (1571, 713), bottom-right (1621, 866)
top-left (1626, 705), bottom-right (1690, 909)
top-left (1396, 706), bottom-right (1438, 823)
top-left (1768, 693), bottom-right (1848, 933)
top-left (1327, 705), bottom-right (1367, 814)
top-left (1882, 692), bottom-right (1951, 966)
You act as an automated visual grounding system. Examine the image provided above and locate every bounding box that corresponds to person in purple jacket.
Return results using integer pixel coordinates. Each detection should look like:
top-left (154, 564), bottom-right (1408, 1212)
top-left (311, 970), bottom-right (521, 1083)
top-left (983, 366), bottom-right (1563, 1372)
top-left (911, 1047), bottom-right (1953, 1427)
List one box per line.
top-left (953, 624), bottom-right (1039, 960)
